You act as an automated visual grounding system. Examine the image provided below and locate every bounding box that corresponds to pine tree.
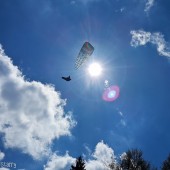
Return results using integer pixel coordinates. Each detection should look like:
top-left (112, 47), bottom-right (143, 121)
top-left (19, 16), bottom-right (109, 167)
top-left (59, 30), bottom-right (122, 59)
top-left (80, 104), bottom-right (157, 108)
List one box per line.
top-left (70, 156), bottom-right (86, 170)
top-left (162, 154), bottom-right (170, 170)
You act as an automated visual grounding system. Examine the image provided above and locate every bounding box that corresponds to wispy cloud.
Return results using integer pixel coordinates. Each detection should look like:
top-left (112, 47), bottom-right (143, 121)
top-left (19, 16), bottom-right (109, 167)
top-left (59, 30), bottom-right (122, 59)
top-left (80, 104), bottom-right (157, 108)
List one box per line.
top-left (84, 144), bottom-right (92, 156)
top-left (0, 45), bottom-right (76, 160)
top-left (76, 0), bottom-right (100, 4)
top-left (120, 119), bottom-right (126, 126)
top-left (70, 1), bottom-right (76, 5)
top-left (118, 111), bottom-right (127, 127)
top-left (118, 111), bottom-right (123, 117)
top-left (44, 141), bottom-right (117, 170)
top-left (120, 7), bottom-right (125, 13)
top-left (130, 30), bottom-right (170, 58)
top-left (144, 0), bottom-right (155, 12)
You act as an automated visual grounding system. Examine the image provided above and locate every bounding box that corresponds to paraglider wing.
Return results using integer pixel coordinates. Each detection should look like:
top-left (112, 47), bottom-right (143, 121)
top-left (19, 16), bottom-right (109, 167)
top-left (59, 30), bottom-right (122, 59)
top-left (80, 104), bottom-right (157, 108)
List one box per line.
top-left (75, 42), bottom-right (94, 69)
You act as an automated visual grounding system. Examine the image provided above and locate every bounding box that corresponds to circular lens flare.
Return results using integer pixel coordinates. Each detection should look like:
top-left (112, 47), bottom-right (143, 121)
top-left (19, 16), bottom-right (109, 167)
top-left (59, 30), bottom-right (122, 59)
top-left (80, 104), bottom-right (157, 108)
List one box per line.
top-left (88, 63), bottom-right (102, 77)
top-left (102, 86), bottom-right (120, 102)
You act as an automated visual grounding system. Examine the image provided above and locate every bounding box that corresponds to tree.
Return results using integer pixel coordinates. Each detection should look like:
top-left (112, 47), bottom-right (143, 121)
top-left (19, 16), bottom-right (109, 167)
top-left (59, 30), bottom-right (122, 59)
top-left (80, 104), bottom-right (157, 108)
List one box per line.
top-left (120, 149), bottom-right (151, 170)
top-left (108, 156), bottom-right (121, 170)
top-left (70, 156), bottom-right (86, 170)
top-left (162, 154), bottom-right (170, 170)
top-left (109, 162), bottom-right (121, 170)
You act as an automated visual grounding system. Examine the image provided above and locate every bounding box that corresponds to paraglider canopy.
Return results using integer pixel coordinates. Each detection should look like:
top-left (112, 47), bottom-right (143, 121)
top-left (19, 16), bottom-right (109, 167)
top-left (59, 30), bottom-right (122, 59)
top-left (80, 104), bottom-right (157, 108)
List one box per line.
top-left (75, 42), bottom-right (94, 69)
top-left (102, 86), bottom-right (120, 102)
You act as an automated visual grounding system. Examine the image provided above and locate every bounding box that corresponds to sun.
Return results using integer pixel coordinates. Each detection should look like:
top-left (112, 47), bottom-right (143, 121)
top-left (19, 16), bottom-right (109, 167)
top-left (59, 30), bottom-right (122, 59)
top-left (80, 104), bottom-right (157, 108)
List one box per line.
top-left (88, 62), bottom-right (102, 77)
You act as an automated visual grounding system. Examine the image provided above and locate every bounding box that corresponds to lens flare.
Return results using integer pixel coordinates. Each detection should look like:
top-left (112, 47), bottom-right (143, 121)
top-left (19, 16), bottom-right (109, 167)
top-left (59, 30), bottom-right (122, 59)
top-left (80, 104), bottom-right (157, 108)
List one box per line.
top-left (102, 86), bottom-right (120, 102)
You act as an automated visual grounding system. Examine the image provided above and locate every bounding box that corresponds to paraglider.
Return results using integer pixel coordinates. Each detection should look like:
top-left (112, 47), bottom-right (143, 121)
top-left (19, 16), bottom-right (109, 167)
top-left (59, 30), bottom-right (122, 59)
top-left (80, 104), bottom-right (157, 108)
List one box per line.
top-left (75, 42), bottom-right (94, 69)
top-left (60, 41), bottom-right (121, 102)
top-left (61, 42), bottom-right (94, 82)
top-left (62, 76), bottom-right (71, 81)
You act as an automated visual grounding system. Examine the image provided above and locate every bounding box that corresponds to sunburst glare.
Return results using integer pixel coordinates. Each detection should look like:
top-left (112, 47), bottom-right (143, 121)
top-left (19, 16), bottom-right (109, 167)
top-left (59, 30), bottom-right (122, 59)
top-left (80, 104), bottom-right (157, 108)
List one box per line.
top-left (88, 62), bottom-right (102, 77)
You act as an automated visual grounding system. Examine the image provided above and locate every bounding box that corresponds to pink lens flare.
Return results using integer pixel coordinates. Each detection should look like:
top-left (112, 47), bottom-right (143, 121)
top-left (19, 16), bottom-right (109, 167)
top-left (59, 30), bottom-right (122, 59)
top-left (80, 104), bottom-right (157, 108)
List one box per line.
top-left (102, 85), bottom-right (120, 102)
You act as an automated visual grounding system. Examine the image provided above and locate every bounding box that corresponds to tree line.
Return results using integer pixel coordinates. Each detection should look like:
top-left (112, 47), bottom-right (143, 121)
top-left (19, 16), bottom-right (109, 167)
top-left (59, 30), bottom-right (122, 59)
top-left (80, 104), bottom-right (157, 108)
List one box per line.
top-left (70, 149), bottom-right (170, 170)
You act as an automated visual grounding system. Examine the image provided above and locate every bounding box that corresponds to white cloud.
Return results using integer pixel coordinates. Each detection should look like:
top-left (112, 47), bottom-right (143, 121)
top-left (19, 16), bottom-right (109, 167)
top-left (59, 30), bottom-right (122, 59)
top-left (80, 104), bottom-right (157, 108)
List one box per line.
top-left (86, 160), bottom-right (105, 170)
top-left (130, 30), bottom-right (170, 58)
top-left (86, 141), bottom-right (117, 170)
top-left (144, 0), bottom-right (155, 12)
top-left (44, 152), bottom-right (75, 170)
top-left (151, 33), bottom-right (170, 57)
top-left (0, 45), bottom-right (76, 159)
top-left (130, 30), bottom-right (151, 47)
top-left (44, 141), bottom-right (117, 170)
top-left (93, 141), bottom-right (115, 163)
top-left (0, 151), bottom-right (5, 161)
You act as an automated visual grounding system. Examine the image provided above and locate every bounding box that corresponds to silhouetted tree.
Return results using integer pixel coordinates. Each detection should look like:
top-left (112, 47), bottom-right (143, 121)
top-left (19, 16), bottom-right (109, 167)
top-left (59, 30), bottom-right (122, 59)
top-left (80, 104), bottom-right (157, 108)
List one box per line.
top-left (108, 156), bottom-right (121, 170)
top-left (162, 154), bottom-right (170, 170)
top-left (109, 162), bottom-right (121, 170)
top-left (70, 156), bottom-right (86, 170)
top-left (120, 149), bottom-right (151, 170)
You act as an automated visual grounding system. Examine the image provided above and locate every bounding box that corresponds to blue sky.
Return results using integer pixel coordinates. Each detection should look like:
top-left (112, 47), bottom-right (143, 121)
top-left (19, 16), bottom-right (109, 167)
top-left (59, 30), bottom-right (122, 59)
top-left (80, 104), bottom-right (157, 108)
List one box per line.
top-left (0, 0), bottom-right (170, 169)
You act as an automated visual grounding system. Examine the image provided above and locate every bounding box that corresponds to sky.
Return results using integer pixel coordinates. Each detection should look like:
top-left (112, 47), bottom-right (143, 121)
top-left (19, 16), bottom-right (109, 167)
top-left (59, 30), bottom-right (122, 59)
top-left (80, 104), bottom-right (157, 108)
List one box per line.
top-left (0, 0), bottom-right (170, 169)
